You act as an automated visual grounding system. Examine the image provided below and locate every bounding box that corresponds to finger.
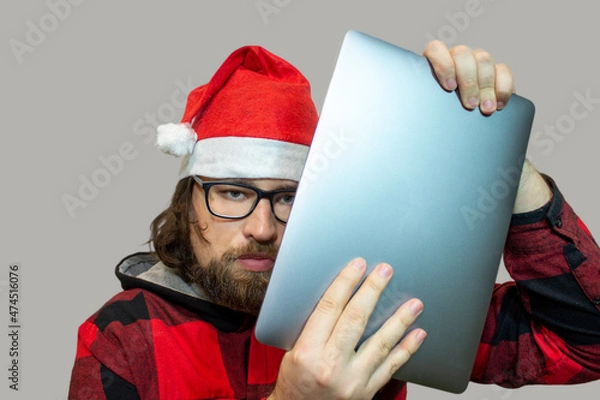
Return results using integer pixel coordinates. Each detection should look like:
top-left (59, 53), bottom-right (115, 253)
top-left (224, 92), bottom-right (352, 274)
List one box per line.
top-left (368, 328), bottom-right (427, 391)
top-left (296, 258), bottom-right (367, 350)
top-left (495, 63), bottom-right (514, 110)
top-left (359, 299), bottom-right (426, 390)
top-left (449, 45), bottom-right (479, 110)
top-left (473, 49), bottom-right (497, 115)
top-left (423, 40), bottom-right (457, 91)
top-left (355, 298), bottom-right (423, 369)
top-left (327, 263), bottom-right (394, 353)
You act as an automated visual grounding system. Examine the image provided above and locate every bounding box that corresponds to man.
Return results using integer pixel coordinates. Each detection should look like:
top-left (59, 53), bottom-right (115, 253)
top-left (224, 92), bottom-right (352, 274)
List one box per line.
top-left (69, 41), bottom-right (600, 399)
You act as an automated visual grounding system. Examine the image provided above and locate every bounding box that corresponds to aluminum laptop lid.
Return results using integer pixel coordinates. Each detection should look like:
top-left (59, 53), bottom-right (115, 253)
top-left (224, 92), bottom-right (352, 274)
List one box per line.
top-left (255, 30), bottom-right (534, 394)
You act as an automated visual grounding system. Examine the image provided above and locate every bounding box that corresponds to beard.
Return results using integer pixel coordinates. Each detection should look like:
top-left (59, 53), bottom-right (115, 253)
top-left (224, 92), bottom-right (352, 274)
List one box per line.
top-left (188, 241), bottom-right (278, 316)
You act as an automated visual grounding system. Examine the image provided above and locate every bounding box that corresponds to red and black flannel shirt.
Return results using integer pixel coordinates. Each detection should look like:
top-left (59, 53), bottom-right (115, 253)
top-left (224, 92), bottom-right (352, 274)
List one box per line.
top-left (69, 180), bottom-right (600, 399)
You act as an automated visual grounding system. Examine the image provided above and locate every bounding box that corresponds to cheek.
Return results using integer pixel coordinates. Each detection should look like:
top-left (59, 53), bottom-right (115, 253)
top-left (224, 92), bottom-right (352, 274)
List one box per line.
top-left (203, 220), bottom-right (238, 241)
top-left (198, 217), bottom-right (246, 256)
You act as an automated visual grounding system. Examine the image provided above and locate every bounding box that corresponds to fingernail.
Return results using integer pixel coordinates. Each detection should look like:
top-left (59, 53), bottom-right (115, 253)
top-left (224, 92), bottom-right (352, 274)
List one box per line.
top-left (350, 258), bottom-right (366, 272)
top-left (468, 97), bottom-right (478, 108)
top-left (483, 99), bottom-right (494, 111)
top-left (378, 263), bottom-right (393, 279)
top-left (497, 101), bottom-right (505, 109)
top-left (446, 78), bottom-right (457, 90)
top-left (416, 330), bottom-right (427, 344)
top-left (410, 300), bottom-right (424, 316)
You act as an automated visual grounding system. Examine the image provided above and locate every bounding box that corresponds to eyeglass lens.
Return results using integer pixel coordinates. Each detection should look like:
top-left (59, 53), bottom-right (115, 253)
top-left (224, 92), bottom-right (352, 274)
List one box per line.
top-left (207, 184), bottom-right (295, 221)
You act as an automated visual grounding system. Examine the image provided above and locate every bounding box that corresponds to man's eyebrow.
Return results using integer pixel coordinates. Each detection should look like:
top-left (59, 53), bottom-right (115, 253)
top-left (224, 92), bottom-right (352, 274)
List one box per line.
top-left (275, 183), bottom-right (298, 191)
top-left (225, 179), bottom-right (298, 190)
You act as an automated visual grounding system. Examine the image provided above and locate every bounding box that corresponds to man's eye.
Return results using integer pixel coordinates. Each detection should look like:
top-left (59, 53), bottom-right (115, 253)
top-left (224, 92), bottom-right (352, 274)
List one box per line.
top-left (213, 185), bottom-right (251, 201)
top-left (225, 190), bottom-right (245, 200)
top-left (279, 193), bottom-right (296, 205)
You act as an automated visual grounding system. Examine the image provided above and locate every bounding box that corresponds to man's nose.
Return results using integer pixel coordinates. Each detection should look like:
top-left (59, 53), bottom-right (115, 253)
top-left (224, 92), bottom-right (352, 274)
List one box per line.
top-left (242, 198), bottom-right (279, 243)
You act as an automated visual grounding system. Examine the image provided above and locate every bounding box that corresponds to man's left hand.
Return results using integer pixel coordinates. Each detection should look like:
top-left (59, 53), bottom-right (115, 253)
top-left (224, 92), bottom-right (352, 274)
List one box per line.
top-left (423, 40), bottom-right (552, 213)
top-left (423, 40), bottom-right (514, 115)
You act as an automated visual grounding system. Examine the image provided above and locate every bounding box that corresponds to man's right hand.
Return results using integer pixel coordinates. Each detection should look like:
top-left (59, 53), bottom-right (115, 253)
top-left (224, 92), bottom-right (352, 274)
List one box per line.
top-left (268, 258), bottom-right (426, 399)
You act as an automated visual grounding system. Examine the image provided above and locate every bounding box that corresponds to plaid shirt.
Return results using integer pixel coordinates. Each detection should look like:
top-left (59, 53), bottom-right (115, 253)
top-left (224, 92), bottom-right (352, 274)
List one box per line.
top-left (69, 179), bottom-right (600, 399)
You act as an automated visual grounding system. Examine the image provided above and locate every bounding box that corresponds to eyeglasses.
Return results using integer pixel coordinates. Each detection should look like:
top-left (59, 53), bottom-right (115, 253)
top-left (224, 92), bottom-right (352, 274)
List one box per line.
top-left (192, 176), bottom-right (296, 223)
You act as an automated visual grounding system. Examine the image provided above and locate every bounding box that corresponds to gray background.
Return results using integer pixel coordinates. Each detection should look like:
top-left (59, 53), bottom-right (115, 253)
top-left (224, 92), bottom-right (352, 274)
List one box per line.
top-left (1, 0), bottom-right (599, 399)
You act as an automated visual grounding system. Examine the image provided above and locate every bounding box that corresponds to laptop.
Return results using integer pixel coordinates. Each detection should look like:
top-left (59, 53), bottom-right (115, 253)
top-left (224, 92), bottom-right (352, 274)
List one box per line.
top-left (255, 30), bottom-right (535, 394)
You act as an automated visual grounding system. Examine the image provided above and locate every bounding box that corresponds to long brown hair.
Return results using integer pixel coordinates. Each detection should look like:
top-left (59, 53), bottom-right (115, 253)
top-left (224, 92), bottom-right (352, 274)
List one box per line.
top-left (149, 177), bottom-right (202, 282)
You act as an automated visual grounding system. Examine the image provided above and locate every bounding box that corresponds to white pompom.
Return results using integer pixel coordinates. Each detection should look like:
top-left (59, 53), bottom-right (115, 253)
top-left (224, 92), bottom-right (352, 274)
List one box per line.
top-left (156, 123), bottom-right (197, 157)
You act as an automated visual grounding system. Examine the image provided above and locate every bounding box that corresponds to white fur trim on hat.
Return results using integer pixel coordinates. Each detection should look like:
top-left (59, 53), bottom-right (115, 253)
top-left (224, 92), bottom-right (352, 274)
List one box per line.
top-left (181, 137), bottom-right (309, 181)
top-left (156, 123), bottom-right (197, 157)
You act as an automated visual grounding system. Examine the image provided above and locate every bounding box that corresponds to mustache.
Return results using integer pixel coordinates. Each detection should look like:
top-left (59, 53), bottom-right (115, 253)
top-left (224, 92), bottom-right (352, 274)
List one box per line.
top-left (191, 241), bottom-right (278, 315)
top-left (222, 241), bottom-right (279, 262)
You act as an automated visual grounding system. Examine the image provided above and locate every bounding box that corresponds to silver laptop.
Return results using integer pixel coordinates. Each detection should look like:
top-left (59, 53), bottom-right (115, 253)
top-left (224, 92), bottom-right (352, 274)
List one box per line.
top-left (255, 30), bottom-right (535, 394)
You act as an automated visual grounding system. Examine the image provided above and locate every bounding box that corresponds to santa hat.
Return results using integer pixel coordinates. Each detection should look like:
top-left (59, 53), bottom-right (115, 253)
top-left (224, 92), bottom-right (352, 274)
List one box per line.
top-left (156, 46), bottom-right (318, 181)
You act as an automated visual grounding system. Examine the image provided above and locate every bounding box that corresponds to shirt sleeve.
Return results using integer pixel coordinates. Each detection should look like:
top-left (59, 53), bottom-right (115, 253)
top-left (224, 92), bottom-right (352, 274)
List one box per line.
top-left (471, 176), bottom-right (600, 387)
top-left (68, 320), bottom-right (143, 400)
top-left (68, 290), bottom-right (158, 400)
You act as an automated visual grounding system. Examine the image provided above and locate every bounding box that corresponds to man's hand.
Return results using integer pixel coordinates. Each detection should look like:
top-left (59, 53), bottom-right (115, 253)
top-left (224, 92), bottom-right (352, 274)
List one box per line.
top-left (423, 40), bottom-right (514, 115)
top-left (268, 258), bottom-right (426, 400)
top-left (423, 41), bottom-right (552, 213)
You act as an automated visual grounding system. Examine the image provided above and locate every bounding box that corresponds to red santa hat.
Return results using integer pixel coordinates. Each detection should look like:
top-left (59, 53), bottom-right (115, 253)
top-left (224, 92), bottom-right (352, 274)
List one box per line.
top-left (156, 46), bottom-right (318, 181)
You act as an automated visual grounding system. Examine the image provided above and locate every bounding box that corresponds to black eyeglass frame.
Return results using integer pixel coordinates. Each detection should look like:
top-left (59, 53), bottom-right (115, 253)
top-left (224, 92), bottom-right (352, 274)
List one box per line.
top-left (192, 176), bottom-right (296, 223)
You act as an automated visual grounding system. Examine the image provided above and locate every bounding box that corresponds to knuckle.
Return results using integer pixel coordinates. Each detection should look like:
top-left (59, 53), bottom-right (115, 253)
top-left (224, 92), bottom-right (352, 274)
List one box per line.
top-left (496, 62), bottom-right (513, 75)
top-left (387, 355), bottom-right (406, 377)
top-left (478, 60), bottom-right (496, 75)
top-left (398, 338), bottom-right (419, 358)
top-left (425, 39), bottom-right (447, 55)
top-left (344, 305), bottom-right (369, 327)
top-left (480, 87), bottom-right (496, 98)
top-left (430, 39), bottom-right (446, 49)
top-left (473, 49), bottom-right (494, 64)
top-left (288, 344), bottom-right (313, 367)
top-left (460, 78), bottom-right (479, 95)
top-left (316, 295), bottom-right (339, 315)
top-left (375, 337), bottom-right (394, 357)
top-left (496, 64), bottom-right (514, 84)
top-left (424, 39), bottom-right (439, 50)
top-left (363, 275), bottom-right (385, 292)
top-left (339, 266), bottom-right (363, 285)
top-left (450, 44), bottom-right (472, 57)
top-left (397, 309), bottom-right (417, 330)
top-left (462, 77), bottom-right (479, 88)
top-left (313, 363), bottom-right (337, 389)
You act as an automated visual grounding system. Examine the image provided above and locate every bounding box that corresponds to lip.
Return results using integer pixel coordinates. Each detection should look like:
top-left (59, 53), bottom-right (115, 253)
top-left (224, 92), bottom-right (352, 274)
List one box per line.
top-left (236, 254), bottom-right (275, 272)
